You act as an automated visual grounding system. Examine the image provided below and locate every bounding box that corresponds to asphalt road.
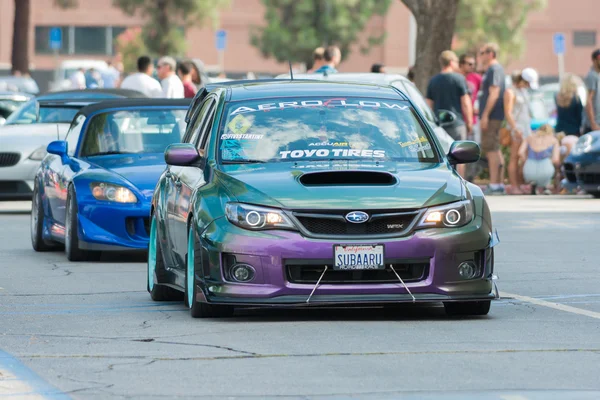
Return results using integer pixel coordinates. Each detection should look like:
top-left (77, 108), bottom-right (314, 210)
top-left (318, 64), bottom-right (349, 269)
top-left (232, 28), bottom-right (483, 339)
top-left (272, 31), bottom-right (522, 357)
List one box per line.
top-left (1, 196), bottom-right (600, 400)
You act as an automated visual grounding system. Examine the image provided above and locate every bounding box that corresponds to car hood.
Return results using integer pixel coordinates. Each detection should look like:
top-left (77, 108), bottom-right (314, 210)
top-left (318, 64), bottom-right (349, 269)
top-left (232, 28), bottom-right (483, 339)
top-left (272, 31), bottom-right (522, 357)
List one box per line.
top-left (83, 153), bottom-right (166, 200)
top-left (217, 161), bottom-right (464, 210)
top-left (0, 123), bottom-right (70, 151)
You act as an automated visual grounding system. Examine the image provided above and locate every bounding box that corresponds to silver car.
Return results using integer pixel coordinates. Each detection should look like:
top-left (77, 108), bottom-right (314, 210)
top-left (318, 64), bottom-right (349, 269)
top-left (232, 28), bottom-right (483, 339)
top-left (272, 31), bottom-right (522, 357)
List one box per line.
top-left (276, 72), bottom-right (456, 153)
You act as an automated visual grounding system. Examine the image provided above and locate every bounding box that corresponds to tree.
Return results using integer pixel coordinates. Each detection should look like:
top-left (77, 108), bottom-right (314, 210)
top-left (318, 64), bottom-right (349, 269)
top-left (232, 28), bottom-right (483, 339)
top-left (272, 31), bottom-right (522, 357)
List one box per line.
top-left (455, 0), bottom-right (547, 65)
top-left (113, 0), bottom-right (230, 57)
top-left (400, 0), bottom-right (460, 94)
top-left (11, 0), bottom-right (31, 74)
top-left (10, 0), bottom-right (78, 74)
top-left (251, 0), bottom-right (392, 68)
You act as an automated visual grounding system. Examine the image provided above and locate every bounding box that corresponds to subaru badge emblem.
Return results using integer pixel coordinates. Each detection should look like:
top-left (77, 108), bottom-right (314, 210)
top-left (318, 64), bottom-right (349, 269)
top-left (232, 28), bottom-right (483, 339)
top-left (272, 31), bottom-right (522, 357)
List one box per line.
top-left (345, 211), bottom-right (369, 224)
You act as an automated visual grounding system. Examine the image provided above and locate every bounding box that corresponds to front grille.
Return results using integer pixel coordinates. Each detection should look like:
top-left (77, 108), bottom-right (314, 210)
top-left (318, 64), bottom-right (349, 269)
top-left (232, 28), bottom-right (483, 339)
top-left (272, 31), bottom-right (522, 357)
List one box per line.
top-left (563, 163), bottom-right (576, 183)
top-left (0, 153), bottom-right (20, 167)
top-left (126, 217), bottom-right (150, 238)
top-left (579, 172), bottom-right (600, 184)
top-left (0, 181), bottom-right (31, 194)
top-left (294, 211), bottom-right (418, 236)
top-left (286, 260), bottom-right (429, 284)
top-left (143, 217), bottom-right (150, 235)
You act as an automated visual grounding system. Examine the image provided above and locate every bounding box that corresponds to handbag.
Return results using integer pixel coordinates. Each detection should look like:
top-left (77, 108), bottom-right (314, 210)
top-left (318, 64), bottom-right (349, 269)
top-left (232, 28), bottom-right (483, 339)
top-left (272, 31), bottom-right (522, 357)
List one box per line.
top-left (499, 124), bottom-right (512, 147)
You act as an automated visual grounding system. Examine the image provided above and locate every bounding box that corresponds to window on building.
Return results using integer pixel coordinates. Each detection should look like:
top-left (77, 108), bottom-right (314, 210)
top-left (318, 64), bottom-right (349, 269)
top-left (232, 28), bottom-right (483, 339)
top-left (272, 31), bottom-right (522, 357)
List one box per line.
top-left (35, 26), bottom-right (130, 55)
top-left (74, 27), bottom-right (107, 54)
top-left (573, 31), bottom-right (596, 47)
top-left (34, 26), bottom-right (70, 54)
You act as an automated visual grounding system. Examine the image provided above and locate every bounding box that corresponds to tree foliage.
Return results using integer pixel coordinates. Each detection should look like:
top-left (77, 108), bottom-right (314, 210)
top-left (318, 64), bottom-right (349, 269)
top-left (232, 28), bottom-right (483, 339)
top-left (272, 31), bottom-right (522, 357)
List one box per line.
top-left (401, 0), bottom-right (460, 94)
top-left (250, 0), bottom-right (392, 67)
top-left (455, 0), bottom-right (547, 65)
top-left (112, 0), bottom-right (230, 56)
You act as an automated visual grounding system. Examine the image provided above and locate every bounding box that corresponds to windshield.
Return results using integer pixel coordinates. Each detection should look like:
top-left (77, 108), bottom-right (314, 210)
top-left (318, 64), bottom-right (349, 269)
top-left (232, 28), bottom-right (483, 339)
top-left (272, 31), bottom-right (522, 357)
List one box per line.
top-left (80, 109), bottom-right (186, 157)
top-left (5, 100), bottom-right (81, 124)
top-left (218, 97), bottom-right (438, 164)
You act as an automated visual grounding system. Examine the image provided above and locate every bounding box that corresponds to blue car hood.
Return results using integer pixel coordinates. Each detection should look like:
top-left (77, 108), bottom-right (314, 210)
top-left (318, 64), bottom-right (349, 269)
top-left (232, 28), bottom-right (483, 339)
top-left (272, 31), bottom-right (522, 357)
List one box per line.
top-left (84, 153), bottom-right (166, 200)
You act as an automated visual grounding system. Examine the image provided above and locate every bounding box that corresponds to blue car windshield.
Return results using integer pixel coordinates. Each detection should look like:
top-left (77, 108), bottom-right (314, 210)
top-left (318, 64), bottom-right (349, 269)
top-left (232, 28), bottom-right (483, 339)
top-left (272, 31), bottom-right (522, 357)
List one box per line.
top-left (80, 109), bottom-right (187, 156)
top-left (218, 97), bottom-right (438, 164)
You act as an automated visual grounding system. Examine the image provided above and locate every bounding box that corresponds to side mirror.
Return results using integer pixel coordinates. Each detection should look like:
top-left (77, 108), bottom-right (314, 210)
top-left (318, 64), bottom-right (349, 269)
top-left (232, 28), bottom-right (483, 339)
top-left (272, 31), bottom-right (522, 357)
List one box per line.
top-left (47, 140), bottom-right (68, 157)
top-left (437, 109), bottom-right (457, 128)
top-left (447, 140), bottom-right (480, 165)
top-left (0, 117), bottom-right (6, 126)
top-left (164, 143), bottom-right (201, 166)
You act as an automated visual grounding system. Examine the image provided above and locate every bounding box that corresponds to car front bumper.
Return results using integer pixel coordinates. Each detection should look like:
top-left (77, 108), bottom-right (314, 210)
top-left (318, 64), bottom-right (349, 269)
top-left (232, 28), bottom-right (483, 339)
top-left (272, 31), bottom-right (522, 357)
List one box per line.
top-left (192, 214), bottom-right (498, 307)
top-left (563, 154), bottom-right (600, 194)
top-left (75, 201), bottom-right (151, 251)
top-left (0, 159), bottom-right (39, 200)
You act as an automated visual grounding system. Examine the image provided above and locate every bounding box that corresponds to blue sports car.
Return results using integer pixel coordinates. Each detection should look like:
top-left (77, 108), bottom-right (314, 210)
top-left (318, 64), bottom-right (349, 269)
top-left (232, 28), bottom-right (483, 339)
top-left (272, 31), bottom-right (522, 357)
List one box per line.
top-left (30, 98), bottom-right (191, 261)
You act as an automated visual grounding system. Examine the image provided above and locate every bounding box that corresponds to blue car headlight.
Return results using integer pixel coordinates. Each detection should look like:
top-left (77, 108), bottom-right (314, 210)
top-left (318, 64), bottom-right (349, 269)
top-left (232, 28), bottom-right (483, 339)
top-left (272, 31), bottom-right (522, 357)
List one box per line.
top-left (417, 200), bottom-right (474, 228)
top-left (90, 182), bottom-right (137, 203)
top-left (225, 203), bottom-right (297, 231)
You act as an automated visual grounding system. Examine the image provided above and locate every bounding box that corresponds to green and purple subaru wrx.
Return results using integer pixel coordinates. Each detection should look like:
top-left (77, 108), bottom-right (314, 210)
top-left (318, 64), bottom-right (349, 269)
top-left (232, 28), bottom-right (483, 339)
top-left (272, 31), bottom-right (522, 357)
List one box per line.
top-left (147, 79), bottom-right (499, 318)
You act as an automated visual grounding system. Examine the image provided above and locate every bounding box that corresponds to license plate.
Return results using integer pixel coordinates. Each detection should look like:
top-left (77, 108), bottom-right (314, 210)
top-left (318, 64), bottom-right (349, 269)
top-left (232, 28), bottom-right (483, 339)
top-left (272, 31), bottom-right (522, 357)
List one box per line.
top-left (334, 245), bottom-right (385, 270)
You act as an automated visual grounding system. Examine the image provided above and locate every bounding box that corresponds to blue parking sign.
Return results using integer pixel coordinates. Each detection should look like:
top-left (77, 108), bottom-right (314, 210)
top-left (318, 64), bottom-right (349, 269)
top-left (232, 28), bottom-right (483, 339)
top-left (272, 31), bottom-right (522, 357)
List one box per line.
top-left (215, 30), bottom-right (227, 51)
top-left (553, 32), bottom-right (565, 55)
top-left (49, 27), bottom-right (62, 50)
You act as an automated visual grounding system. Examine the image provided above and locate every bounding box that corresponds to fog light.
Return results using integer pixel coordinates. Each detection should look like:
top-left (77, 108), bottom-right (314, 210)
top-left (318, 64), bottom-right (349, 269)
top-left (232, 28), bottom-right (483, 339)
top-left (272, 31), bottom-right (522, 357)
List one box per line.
top-left (231, 264), bottom-right (255, 282)
top-left (458, 261), bottom-right (477, 279)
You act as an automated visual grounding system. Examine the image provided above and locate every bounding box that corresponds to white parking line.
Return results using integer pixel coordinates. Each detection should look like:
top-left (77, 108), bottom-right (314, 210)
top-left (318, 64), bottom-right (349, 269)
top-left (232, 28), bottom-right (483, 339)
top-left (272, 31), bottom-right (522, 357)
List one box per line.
top-left (501, 291), bottom-right (600, 320)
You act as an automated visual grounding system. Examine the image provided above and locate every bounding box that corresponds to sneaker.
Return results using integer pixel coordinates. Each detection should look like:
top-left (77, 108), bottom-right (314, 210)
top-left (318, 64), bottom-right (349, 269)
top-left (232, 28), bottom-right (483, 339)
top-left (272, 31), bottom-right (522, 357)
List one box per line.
top-left (484, 186), bottom-right (506, 195)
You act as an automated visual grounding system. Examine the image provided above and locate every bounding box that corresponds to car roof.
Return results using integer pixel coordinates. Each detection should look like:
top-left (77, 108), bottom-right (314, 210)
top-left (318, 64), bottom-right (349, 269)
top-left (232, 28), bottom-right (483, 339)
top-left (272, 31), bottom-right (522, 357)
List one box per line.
top-left (75, 98), bottom-right (192, 116)
top-left (276, 72), bottom-right (412, 86)
top-left (0, 91), bottom-right (33, 100)
top-left (211, 79), bottom-right (408, 101)
top-left (37, 88), bottom-right (147, 100)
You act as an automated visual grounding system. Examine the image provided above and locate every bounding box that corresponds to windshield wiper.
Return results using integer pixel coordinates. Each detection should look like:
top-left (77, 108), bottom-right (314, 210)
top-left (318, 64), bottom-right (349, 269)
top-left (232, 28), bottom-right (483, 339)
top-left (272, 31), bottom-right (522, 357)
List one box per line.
top-left (222, 159), bottom-right (266, 164)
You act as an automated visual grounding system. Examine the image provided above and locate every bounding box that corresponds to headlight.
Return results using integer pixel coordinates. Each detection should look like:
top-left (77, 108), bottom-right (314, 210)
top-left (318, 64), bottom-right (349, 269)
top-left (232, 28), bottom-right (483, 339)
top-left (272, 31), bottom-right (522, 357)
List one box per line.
top-left (417, 200), bottom-right (474, 228)
top-left (90, 182), bottom-right (137, 203)
top-left (225, 203), bottom-right (297, 231)
top-left (28, 146), bottom-right (47, 161)
top-left (571, 134), bottom-right (593, 155)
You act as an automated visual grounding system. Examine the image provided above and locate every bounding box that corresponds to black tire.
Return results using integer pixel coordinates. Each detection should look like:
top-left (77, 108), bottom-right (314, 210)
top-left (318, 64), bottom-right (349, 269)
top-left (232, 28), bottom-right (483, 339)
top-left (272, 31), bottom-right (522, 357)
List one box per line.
top-left (30, 182), bottom-right (59, 252)
top-left (185, 226), bottom-right (234, 318)
top-left (65, 186), bottom-right (101, 262)
top-left (147, 213), bottom-right (183, 301)
top-left (444, 300), bottom-right (491, 316)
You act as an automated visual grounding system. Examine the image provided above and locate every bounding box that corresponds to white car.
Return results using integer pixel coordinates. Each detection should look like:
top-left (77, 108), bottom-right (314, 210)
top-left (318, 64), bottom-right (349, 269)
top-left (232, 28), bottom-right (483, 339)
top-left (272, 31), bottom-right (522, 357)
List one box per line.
top-left (0, 89), bottom-right (146, 200)
top-left (276, 72), bottom-right (456, 153)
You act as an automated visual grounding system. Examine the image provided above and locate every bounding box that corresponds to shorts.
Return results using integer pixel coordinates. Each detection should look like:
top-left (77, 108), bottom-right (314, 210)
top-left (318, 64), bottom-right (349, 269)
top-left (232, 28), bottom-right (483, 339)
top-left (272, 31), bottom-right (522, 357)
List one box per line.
top-left (444, 124), bottom-right (467, 141)
top-left (481, 119), bottom-right (503, 153)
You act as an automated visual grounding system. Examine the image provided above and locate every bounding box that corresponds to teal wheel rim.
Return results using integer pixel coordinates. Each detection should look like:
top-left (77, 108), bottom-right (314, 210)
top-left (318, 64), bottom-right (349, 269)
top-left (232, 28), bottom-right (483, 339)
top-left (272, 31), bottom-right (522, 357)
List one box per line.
top-left (147, 216), bottom-right (157, 291)
top-left (186, 228), bottom-right (195, 308)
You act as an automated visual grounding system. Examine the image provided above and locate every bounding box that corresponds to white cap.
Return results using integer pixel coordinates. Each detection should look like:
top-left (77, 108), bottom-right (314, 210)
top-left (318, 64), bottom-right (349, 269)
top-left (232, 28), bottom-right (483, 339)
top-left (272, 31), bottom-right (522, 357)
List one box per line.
top-left (522, 68), bottom-right (539, 90)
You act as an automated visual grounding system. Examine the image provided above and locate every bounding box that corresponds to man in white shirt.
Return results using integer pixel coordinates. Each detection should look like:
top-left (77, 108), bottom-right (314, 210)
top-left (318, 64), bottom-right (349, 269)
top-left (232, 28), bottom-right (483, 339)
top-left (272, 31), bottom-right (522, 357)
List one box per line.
top-left (157, 56), bottom-right (184, 99)
top-left (119, 56), bottom-right (163, 98)
top-left (70, 68), bottom-right (86, 89)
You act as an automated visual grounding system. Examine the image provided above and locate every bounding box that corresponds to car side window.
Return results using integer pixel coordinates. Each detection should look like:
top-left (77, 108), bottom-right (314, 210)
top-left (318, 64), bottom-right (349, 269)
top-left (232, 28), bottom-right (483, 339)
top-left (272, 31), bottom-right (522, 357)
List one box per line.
top-left (65, 115), bottom-right (86, 156)
top-left (184, 96), bottom-right (215, 146)
top-left (5, 99), bottom-right (37, 125)
top-left (393, 81), bottom-right (436, 124)
top-left (197, 100), bottom-right (217, 151)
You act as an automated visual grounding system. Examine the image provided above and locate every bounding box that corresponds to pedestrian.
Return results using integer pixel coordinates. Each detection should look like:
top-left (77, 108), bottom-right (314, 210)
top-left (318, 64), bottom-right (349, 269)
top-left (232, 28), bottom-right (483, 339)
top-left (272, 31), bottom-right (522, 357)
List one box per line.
top-left (371, 63), bottom-right (385, 73)
top-left (458, 53), bottom-right (482, 131)
top-left (478, 43), bottom-right (507, 195)
top-left (189, 59), bottom-right (204, 89)
top-left (177, 61), bottom-right (198, 98)
top-left (582, 49), bottom-right (600, 134)
top-left (503, 68), bottom-right (538, 194)
top-left (518, 124), bottom-right (560, 195)
top-left (157, 56), bottom-right (184, 99)
top-left (426, 50), bottom-right (473, 178)
top-left (313, 46), bottom-right (340, 75)
top-left (85, 68), bottom-right (103, 89)
top-left (307, 47), bottom-right (325, 73)
top-left (101, 60), bottom-right (121, 89)
top-left (119, 55), bottom-right (163, 98)
top-left (555, 73), bottom-right (584, 137)
top-left (69, 68), bottom-right (86, 90)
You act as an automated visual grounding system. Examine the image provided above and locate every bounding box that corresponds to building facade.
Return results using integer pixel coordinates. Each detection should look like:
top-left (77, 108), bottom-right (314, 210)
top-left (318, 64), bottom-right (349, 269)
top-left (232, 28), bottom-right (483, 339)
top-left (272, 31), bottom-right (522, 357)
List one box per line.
top-left (0, 0), bottom-right (597, 79)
